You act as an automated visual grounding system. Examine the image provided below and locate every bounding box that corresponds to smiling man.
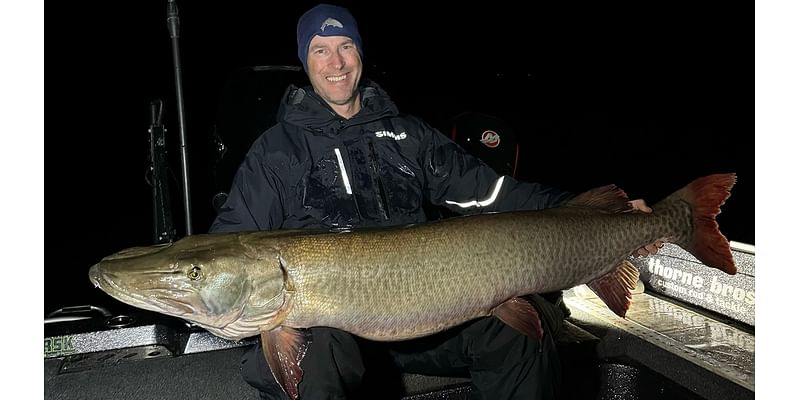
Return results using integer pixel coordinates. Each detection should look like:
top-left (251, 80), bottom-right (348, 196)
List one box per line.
top-left (210, 3), bottom-right (661, 399)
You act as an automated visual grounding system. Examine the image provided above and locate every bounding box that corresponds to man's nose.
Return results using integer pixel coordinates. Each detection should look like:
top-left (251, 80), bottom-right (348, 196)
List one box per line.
top-left (330, 51), bottom-right (345, 68)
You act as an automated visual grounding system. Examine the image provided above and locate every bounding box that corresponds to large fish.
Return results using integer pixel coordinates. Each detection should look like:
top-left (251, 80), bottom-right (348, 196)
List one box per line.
top-left (89, 173), bottom-right (737, 399)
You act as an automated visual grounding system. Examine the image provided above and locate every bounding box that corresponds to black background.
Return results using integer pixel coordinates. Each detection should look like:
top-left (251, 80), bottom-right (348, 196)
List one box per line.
top-left (46, 1), bottom-right (753, 314)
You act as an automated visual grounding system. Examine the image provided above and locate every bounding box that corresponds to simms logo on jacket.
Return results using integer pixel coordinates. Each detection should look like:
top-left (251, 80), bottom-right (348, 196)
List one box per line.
top-left (374, 130), bottom-right (407, 141)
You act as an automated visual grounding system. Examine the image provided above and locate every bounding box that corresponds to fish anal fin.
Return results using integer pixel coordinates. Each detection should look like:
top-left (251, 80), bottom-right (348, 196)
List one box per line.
top-left (260, 327), bottom-right (311, 400)
top-left (587, 260), bottom-right (640, 318)
top-left (492, 296), bottom-right (544, 341)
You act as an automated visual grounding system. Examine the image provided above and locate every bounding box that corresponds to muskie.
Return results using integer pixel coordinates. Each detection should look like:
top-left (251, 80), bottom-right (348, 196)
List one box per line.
top-left (89, 173), bottom-right (738, 399)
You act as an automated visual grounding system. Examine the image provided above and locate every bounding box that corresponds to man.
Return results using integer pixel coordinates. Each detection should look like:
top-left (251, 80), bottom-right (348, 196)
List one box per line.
top-left (210, 4), bottom-right (660, 399)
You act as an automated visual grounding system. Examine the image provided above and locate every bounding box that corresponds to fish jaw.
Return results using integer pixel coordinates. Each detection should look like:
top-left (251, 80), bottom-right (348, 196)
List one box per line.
top-left (88, 264), bottom-right (196, 316)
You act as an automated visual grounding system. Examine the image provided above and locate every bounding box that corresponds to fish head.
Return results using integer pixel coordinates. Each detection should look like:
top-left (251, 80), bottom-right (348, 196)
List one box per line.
top-left (88, 233), bottom-right (285, 338)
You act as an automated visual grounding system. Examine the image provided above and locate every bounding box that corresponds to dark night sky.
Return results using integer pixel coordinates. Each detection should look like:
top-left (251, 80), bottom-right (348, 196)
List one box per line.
top-left (46, 1), bottom-right (753, 315)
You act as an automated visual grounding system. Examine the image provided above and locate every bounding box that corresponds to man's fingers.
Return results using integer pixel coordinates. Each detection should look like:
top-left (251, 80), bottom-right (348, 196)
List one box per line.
top-left (633, 240), bottom-right (665, 258)
top-left (628, 199), bottom-right (653, 213)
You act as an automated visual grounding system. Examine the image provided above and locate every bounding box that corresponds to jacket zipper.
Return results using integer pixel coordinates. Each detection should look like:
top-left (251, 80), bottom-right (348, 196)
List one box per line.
top-left (366, 139), bottom-right (390, 220)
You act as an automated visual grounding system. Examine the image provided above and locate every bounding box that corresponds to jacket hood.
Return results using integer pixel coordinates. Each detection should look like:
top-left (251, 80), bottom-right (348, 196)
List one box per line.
top-left (278, 79), bottom-right (400, 136)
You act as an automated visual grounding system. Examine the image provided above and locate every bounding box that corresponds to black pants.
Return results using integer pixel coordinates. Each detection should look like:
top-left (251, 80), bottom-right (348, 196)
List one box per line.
top-left (240, 294), bottom-right (564, 400)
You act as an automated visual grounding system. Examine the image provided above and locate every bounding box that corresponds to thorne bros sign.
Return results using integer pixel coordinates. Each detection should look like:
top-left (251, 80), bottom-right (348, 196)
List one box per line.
top-left (633, 244), bottom-right (755, 326)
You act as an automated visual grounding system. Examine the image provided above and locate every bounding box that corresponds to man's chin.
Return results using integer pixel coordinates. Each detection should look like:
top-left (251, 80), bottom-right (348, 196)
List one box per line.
top-left (324, 92), bottom-right (356, 106)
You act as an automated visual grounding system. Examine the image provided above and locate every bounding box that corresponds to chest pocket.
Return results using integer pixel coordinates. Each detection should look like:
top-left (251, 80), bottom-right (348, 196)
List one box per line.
top-left (300, 149), bottom-right (362, 229)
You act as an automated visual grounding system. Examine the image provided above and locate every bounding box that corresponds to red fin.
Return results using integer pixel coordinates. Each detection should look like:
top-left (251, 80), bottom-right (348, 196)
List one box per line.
top-left (260, 327), bottom-right (311, 400)
top-left (671, 173), bottom-right (737, 275)
top-left (492, 296), bottom-right (543, 340)
top-left (587, 260), bottom-right (640, 318)
top-left (566, 184), bottom-right (632, 213)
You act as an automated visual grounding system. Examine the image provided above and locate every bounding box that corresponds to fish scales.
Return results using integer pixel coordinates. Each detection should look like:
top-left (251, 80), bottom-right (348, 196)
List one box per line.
top-left (272, 206), bottom-right (680, 341)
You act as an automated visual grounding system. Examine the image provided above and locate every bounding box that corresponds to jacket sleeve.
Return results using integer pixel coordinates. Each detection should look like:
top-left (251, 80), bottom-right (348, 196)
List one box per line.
top-left (418, 120), bottom-right (574, 214)
top-left (208, 148), bottom-right (285, 233)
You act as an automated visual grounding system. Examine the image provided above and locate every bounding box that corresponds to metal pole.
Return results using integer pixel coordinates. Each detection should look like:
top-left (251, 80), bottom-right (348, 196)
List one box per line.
top-left (167, 0), bottom-right (193, 235)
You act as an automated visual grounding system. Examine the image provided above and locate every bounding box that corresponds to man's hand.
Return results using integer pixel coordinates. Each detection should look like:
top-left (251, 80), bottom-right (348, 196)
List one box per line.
top-left (628, 199), bottom-right (665, 257)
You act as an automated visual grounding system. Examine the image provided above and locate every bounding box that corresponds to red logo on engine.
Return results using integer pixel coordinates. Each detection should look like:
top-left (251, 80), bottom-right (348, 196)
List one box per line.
top-left (480, 130), bottom-right (500, 148)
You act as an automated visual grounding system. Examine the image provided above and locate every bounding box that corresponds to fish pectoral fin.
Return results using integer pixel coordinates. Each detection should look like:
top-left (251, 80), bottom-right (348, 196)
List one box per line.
top-left (260, 327), bottom-right (311, 400)
top-left (491, 296), bottom-right (544, 341)
top-left (586, 260), bottom-right (640, 318)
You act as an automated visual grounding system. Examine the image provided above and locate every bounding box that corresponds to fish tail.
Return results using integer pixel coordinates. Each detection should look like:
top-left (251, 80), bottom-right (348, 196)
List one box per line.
top-left (666, 173), bottom-right (738, 275)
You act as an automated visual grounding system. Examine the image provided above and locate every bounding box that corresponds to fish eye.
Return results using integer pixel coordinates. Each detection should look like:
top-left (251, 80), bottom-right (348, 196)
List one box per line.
top-left (188, 266), bottom-right (203, 281)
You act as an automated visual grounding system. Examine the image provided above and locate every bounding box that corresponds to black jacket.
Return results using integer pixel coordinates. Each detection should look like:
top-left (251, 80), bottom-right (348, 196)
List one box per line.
top-left (209, 80), bottom-right (572, 233)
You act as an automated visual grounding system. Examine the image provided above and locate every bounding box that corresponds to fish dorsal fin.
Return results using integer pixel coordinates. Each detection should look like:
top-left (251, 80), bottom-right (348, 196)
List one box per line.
top-left (260, 327), bottom-right (311, 400)
top-left (586, 260), bottom-right (640, 318)
top-left (491, 296), bottom-right (544, 340)
top-left (566, 184), bottom-right (632, 213)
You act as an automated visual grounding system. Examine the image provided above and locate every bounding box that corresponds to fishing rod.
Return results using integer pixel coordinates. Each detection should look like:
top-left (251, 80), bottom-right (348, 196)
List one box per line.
top-left (167, 0), bottom-right (193, 235)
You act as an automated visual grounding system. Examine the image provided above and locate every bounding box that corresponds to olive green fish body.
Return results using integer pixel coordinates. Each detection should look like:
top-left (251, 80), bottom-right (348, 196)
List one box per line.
top-left (275, 206), bottom-right (677, 341)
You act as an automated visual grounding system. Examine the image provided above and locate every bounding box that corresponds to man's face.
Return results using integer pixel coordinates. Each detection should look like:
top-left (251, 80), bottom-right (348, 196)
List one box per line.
top-left (306, 35), bottom-right (362, 113)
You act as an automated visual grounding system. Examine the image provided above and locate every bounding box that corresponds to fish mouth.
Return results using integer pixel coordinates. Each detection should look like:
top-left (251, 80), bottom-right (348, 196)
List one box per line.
top-left (89, 265), bottom-right (195, 316)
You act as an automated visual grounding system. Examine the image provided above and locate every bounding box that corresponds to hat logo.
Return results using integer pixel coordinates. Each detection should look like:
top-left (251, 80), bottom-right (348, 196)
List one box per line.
top-left (321, 18), bottom-right (344, 31)
top-left (480, 130), bottom-right (500, 148)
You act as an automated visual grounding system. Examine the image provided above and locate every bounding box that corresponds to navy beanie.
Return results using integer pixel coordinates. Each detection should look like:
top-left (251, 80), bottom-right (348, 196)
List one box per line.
top-left (296, 4), bottom-right (363, 72)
